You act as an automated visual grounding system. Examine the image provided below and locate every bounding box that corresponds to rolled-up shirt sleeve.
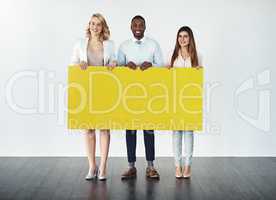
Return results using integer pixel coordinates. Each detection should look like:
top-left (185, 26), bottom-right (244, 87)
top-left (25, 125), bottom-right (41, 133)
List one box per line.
top-left (117, 46), bottom-right (126, 66)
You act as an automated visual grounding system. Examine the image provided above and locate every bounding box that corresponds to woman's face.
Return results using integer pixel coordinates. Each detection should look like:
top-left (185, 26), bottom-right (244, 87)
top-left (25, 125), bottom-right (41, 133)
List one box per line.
top-left (178, 31), bottom-right (190, 48)
top-left (89, 17), bottom-right (103, 36)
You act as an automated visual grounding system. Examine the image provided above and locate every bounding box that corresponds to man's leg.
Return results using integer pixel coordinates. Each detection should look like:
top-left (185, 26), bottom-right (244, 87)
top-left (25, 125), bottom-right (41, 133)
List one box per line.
top-left (126, 130), bottom-right (137, 165)
top-left (143, 130), bottom-right (155, 164)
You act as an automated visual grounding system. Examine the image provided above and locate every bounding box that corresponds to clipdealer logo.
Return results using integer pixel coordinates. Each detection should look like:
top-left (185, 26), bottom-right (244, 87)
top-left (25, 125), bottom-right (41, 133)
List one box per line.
top-left (234, 69), bottom-right (271, 132)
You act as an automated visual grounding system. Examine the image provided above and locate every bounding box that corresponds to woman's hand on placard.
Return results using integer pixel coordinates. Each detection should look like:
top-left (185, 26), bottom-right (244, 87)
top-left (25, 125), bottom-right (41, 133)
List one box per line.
top-left (166, 65), bottom-right (172, 70)
top-left (79, 61), bottom-right (88, 70)
top-left (107, 60), bottom-right (117, 71)
top-left (195, 66), bottom-right (203, 70)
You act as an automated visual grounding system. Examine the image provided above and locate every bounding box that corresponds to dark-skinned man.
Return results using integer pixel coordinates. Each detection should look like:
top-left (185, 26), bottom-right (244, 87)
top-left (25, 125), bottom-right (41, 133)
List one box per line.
top-left (118, 15), bottom-right (164, 179)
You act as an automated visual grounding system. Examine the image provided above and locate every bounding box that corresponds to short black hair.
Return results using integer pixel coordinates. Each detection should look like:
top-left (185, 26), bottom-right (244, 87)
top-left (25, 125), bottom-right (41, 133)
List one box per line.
top-left (131, 15), bottom-right (146, 24)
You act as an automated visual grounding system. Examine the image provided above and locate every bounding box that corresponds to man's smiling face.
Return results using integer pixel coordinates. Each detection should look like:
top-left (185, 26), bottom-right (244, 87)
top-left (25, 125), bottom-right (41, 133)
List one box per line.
top-left (131, 18), bottom-right (146, 40)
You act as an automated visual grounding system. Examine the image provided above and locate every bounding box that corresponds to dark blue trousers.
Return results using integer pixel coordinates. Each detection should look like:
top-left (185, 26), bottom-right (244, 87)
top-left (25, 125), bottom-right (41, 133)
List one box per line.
top-left (126, 130), bottom-right (155, 163)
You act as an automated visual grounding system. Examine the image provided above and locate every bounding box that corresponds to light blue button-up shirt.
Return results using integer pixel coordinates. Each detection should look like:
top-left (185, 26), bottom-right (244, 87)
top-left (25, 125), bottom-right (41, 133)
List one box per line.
top-left (117, 36), bottom-right (164, 67)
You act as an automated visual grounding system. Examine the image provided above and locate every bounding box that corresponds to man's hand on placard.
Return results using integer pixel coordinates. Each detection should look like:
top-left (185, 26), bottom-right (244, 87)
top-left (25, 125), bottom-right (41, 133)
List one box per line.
top-left (140, 61), bottom-right (152, 71)
top-left (126, 61), bottom-right (137, 70)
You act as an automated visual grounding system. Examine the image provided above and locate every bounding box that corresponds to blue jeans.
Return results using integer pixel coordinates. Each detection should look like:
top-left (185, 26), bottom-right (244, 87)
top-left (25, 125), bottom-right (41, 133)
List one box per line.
top-left (172, 130), bottom-right (194, 167)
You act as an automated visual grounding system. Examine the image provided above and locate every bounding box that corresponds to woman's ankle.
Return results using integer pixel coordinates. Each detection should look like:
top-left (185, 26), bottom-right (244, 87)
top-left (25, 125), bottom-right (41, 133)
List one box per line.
top-left (89, 162), bottom-right (97, 170)
top-left (175, 166), bottom-right (182, 177)
top-left (183, 165), bottom-right (191, 173)
top-left (99, 164), bottom-right (107, 173)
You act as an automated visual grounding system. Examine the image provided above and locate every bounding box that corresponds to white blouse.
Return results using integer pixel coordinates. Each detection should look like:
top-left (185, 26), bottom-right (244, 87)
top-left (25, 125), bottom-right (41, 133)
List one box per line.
top-left (70, 38), bottom-right (116, 66)
top-left (167, 51), bottom-right (203, 68)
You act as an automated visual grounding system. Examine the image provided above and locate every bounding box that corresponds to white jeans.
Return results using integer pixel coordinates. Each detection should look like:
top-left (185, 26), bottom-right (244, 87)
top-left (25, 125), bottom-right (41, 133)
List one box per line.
top-left (172, 130), bottom-right (194, 167)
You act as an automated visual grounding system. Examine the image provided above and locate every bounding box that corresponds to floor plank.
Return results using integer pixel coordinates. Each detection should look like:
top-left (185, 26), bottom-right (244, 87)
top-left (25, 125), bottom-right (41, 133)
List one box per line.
top-left (0, 157), bottom-right (275, 200)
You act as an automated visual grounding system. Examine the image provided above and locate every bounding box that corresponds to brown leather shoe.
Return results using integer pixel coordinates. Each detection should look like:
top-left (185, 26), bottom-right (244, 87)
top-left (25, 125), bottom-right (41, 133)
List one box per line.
top-left (146, 167), bottom-right (160, 179)
top-left (121, 167), bottom-right (137, 179)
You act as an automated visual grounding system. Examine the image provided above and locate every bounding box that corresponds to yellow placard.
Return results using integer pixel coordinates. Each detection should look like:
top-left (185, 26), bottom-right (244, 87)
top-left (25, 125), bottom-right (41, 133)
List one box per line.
top-left (68, 66), bottom-right (203, 130)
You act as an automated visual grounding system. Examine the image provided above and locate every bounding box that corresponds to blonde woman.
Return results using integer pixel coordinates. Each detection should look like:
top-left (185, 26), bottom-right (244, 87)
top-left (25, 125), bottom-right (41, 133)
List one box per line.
top-left (168, 26), bottom-right (202, 179)
top-left (71, 13), bottom-right (116, 181)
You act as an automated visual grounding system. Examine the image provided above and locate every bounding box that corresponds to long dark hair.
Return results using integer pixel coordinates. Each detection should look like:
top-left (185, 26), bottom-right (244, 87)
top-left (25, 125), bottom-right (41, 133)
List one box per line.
top-left (170, 26), bottom-right (199, 67)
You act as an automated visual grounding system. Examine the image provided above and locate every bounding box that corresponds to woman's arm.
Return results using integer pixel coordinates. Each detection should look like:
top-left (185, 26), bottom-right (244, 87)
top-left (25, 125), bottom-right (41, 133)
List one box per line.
top-left (70, 42), bottom-right (81, 65)
top-left (70, 40), bottom-right (88, 70)
top-left (197, 52), bottom-right (203, 69)
top-left (108, 41), bottom-right (117, 67)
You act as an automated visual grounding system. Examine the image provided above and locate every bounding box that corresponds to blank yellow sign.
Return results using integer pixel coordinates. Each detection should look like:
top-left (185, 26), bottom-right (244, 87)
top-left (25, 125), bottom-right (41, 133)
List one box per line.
top-left (68, 66), bottom-right (203, 130)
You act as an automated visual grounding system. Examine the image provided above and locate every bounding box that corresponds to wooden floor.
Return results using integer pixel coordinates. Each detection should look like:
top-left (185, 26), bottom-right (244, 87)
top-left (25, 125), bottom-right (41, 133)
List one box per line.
top-left (0, 157), bottom-right (275, 200)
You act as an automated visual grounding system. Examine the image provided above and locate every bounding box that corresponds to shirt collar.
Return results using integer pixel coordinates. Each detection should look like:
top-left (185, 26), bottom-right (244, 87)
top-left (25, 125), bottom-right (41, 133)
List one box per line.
top-left (132, 36), bottom-right (146, 44)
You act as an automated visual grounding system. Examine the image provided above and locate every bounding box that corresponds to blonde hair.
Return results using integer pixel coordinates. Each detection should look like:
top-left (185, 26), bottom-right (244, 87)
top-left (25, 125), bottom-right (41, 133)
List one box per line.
top-left (85, 13), bottom-right (110, 41)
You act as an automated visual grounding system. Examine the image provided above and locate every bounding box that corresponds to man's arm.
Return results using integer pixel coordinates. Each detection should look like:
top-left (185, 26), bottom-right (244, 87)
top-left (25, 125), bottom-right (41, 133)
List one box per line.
top-left (117, 47), bottom-right (126, 66)
top-left (117, 45), bottom-right (138, 70)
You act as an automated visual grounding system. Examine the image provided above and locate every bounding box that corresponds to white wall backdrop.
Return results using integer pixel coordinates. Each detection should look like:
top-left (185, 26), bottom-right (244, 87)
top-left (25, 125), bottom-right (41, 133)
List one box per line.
top-left (0, 0), bottom-right (275, 156)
